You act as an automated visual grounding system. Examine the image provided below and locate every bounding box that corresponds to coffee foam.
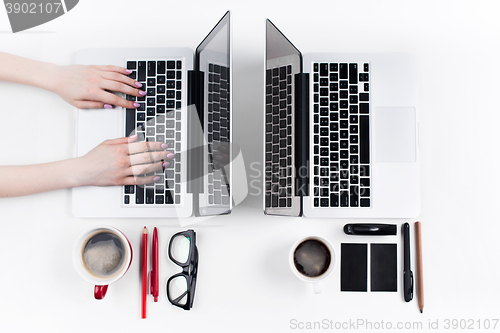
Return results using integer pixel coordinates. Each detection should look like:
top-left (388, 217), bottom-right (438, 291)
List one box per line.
top-left (293, 239), bottom-right (332, 278)
top-left (81, 231), bottom-right (126, 279)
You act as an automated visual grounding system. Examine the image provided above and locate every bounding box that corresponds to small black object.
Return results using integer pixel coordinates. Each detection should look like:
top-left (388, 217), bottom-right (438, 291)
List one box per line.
top-left (371, 244), bottom-right (397, 292)
top-left (341, 243), bottom-right (367, 291)
top-left (344, 223), bottom-right (397, 236)
top-left (403, 223), bottom-right (414, 301)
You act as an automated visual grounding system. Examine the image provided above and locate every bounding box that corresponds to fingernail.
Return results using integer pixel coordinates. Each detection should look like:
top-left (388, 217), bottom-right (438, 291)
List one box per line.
top-left (166, 153), bottom-right (175, 159)
top-left (129, 133), bottom-right (138, 139)
top-left (104, 104), bottom-right (113, 109)
top-left (138, 90), bottom-right (147, 96)
top-left (125, 69), bottom-right (133, 74)
top-left (133, 102), bottom-right (140, 107)
top-left (215, 155), bottom-right (222, 161)
top-left (153, 176), bottom-right (160, 181)
top-left (162, 161), bottom-right (170, 169)
top-left (135, 82), bottom-right (142, 88)
top-left (161, 143), bottom-right (168, 149)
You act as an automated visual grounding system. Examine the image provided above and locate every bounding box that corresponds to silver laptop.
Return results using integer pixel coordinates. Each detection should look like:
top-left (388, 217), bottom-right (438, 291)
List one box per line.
top-left (264, 19), bottom-right (420, 218)
top-left (73, 12), bottom-right (232, 218)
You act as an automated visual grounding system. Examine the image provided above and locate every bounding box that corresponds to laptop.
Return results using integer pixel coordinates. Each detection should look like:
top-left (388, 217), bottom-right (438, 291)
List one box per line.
top-left (264, 19), bottom-right (420, 218)
top-left (72, 12), bottom-right (232, 218)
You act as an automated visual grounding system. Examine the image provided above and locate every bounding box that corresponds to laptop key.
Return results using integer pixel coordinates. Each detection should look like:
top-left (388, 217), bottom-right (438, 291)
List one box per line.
top-left (340, 191), bottom-right (349, 207)
top-left (145, 188), bottom-right (155, 204)
top-left (138, 61), bottom-right (146, 81)
top-left (165, 190), bottom-right (173, 204)
top-left (349, 63), bottom-right (358, 84)
top-left (340, 63), bottom-right (348, 79)
top-left (157, 61), bottom-right (166, 74)
top-left (135, 185), bottom-right (144, 204)
top-left (359, 116), bottom-right (370, 164)
top-left (148, 61), bottom-right (156, 77)
top-left (330, 193), bottom-right (339, 207)
top-left (320, 63), bottom-right (328, 76)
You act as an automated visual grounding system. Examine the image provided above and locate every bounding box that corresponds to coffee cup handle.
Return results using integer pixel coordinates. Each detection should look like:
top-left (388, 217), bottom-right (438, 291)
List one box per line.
top-left (94, 285), bottom-right (108, 299)
top-left (313, 282), bottom-right (322, 294)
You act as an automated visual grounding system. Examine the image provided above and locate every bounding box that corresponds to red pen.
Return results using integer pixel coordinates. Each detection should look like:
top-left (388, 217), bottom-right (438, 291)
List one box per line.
top-left (141, 227), bottom-right (148, 319)
top-left (150, 227), bottom-right (159, 302)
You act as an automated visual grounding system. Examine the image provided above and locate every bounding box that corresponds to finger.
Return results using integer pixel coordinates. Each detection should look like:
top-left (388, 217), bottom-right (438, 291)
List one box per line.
top-left (101, 71), bottom-right (142, 88)
top-left (128, 141), bottom-right (169, 155)
top-left (95, 65), bottom-right (131, 75)
top-left (95, 90), bottom-right (139, 109)
top-left (129, 151), bottom-right (171, 166)
top-left (103, 134), bottom-right (138, 146)
top-left (213, 152), bottom-right (229, 161)
top-left (122, 174), bottom-right (162, 186)
top-left (100, 79), bottom-right (144, 98)
top-left (73, 100), bottom-right (105, 110)
top-left (129, 161), bottom-right (164, 177)
top-left (217, 145), bottom-right (230, 154)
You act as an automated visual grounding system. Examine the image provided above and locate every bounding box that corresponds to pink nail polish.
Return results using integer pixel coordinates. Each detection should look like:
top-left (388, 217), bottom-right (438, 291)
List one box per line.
top-left (167, 153), bottom-right (175, 159)
top-left (133, 102), bottom-right (140, 108)
top-left (163, 161), bottom-right (170, 168)
top-left (135, 82), bottom-right (142, 88)
top-left (153, 176), bottom-right (160, 181)
top-left (138, 90), bottom-right (147, 96)
top-left (129, 133), bottom-right (138, 139)
top-left (161, 143), bottom-right (168, 149)
top-left (104, 104), bottom-right (113, 109)
top-left (125, 69), bottom-right (133, 74)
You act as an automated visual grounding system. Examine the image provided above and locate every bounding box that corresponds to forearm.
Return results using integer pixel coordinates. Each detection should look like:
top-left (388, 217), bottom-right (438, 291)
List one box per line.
top-left (0, 51), bottom-right (57, 92)
top-left (0, 157), bottom-right (86, 198)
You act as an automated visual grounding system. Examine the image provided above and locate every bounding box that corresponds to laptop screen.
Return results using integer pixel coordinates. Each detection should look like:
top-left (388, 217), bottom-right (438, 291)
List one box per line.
top-left (266, 19), bottom-right (301, 68)
top-left (194, 11), bottom-right (232, 216)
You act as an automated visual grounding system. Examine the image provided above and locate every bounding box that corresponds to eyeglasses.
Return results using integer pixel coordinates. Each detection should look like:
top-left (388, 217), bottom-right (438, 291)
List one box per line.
top-left (166, 229), bottom-right (198, 310)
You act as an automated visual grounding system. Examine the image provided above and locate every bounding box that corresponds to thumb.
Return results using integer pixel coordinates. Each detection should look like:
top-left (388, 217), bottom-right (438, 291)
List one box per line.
top-left (105, 134), bottom-right (138, 145)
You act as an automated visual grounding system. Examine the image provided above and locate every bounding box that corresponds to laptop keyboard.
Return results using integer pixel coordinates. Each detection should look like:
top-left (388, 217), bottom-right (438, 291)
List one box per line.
top-left (207, 63), bottom-right (230, 206)
top-left (264, 65), bottom-right (294, 209)
top-left (123, 59), bottom-right (183, 206)
top-left (312, 62), bottom-right (371, 208)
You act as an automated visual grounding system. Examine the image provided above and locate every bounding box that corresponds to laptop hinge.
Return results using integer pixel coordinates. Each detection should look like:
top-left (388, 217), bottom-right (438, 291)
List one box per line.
top-left (294, 73), bottom-right (309, 197)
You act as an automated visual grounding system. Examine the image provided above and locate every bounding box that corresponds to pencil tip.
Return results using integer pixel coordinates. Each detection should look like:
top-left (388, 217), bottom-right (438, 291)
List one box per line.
top-left (420, 310), bottom-right (423, 313)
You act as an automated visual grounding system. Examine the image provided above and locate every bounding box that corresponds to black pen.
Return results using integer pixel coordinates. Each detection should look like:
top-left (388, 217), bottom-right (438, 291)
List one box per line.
top-left (403, 223), bottom-right (413, 302)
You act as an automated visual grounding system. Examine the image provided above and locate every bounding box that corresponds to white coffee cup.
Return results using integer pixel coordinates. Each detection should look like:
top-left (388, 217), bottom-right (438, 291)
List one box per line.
top-left (73, 226), bottom-right (133, 299)
top-left (289, 236), bottom-right (336, 294)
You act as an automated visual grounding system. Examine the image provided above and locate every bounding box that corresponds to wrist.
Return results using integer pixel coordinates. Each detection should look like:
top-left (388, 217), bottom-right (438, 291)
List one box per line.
top-left (36, 62), bottom-right (60, 93)
top-left (68, 156), bottom-right (92, 188)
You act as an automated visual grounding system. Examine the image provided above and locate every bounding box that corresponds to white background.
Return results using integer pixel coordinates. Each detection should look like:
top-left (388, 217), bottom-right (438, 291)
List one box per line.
top-left (1, 0), bottom-right (500, 332)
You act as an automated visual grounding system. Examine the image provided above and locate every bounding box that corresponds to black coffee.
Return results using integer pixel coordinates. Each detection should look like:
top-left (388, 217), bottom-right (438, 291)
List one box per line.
top-left (83, 232), bottom-right (125, 278)
top-left (293, 239), bottom-right (331, 277)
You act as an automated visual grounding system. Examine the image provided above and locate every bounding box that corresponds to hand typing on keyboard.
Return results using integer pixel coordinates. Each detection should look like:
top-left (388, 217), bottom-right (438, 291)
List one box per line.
top-left (0, 52), bottom-right (145, 110)
top-left (47, 64), bottom-right (145, 110)
top-left (78, 134), bottom-right (175, 187)
top-left (0, 134), bottom-right (175, 198)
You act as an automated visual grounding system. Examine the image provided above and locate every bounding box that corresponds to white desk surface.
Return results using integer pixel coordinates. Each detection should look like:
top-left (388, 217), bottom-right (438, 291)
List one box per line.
top-left (1, 0), bottom-right (499, 332)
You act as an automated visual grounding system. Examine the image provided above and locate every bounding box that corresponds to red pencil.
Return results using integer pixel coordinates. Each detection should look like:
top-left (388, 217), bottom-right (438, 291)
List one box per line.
top-left (141, 227), bottom-right (148, 319)
top-left (151, 227), bottom-right (159, 302)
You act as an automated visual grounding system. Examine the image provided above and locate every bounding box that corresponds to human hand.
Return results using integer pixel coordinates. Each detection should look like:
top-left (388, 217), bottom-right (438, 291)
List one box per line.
top-left (77, 134), bottom-right (175, 187)
top-left (212, 142), bottom-right (230, 170)
top-left (47, 64), bottom-right (146, 109)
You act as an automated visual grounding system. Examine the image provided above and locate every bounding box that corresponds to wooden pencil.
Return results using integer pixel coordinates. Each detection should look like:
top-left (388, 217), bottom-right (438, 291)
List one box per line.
top-left (415, 221), bottom-right (424, 313)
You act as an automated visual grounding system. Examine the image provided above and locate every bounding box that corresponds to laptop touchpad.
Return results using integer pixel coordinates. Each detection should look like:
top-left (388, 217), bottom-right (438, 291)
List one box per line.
top-left (374, 107), bottom-right (416, 163)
